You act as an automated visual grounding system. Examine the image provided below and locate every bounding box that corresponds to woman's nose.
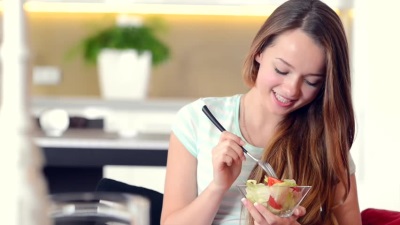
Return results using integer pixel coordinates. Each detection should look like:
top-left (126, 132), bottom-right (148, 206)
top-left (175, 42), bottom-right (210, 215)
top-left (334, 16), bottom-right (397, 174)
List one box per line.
top-left (282, 77), bottom-right (301, 98)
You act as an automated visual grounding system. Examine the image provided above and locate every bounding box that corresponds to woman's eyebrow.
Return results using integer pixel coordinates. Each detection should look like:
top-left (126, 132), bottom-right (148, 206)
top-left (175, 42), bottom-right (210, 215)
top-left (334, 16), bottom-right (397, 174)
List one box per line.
top-left (276, 57), bottom-right (294, 69)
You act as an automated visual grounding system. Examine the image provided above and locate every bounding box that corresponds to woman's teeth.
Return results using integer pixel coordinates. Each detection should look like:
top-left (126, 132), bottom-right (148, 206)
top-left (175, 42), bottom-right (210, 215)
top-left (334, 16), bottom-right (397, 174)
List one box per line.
top-left (275, 92), bottom-right (290, 103)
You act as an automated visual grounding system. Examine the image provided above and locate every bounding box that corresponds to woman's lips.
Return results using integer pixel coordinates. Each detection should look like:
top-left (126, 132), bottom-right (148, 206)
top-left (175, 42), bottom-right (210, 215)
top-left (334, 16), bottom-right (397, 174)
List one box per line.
top-left (273, 91), bottom-right (295, 107)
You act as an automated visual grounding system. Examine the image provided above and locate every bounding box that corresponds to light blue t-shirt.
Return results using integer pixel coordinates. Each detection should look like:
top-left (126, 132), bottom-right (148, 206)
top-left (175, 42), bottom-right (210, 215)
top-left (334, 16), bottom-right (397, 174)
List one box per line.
top-left (171, 94), bottom-right (355, 224)
top-left (172, 94), bottom-right (257, 224)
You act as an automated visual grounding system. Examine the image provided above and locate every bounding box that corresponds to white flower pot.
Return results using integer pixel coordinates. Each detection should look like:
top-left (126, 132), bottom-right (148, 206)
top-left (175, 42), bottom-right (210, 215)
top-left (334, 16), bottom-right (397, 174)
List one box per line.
top-left (39, 108), bottom-right (70, 137)
top-left (98, 48), bottom-right (152, 100)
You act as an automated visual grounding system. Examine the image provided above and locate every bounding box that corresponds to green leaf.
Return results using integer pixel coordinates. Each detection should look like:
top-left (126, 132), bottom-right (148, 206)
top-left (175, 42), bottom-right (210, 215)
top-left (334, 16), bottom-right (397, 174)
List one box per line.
top-left (67, 16), bottom-right (170, 67)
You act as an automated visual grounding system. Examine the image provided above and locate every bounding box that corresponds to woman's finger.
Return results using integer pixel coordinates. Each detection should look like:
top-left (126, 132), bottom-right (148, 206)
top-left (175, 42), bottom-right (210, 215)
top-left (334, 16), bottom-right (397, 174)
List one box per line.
top-left (213, 143), bottom-right (242, 169)
top-left (256, 204), bottom-right (304, 225)
top-left (217, 132), bottom-right (246, 161)
top-left (243, 199), bottom-right (305, 225)
top-left (253, 202), bottom-right (280, 224)
top-left (223, 153), bottom-right (233, 166)
top-left (241, 199), bottom-right (269, 225)
top-left (291, 206), bottom-right (306, 219)
top-left (219, 131), bottom-right (245, 145)
top-left (223, 145), bottom-right (244, 162)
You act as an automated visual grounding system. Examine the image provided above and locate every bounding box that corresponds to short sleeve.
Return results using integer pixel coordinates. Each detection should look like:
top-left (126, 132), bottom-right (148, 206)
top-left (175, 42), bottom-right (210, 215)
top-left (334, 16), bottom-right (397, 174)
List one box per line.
top-left (171, 100), bottom-right (201, 157)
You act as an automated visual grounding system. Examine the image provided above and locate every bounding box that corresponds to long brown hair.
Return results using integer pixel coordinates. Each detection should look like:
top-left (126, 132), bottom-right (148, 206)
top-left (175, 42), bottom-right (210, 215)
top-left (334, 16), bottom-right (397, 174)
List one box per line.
top-left (242, 0), bottom-right (354, 224)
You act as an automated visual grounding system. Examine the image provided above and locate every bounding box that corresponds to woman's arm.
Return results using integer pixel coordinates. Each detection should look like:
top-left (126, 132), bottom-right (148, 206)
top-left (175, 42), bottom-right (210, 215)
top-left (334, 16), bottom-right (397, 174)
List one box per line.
top-left (160, 133), bottom-right (227, 225)
top-left (333, 174), bottom-right (362, 225)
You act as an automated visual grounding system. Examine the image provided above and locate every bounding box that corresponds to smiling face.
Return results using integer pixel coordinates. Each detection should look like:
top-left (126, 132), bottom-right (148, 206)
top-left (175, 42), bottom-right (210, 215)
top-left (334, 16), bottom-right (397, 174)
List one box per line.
top-left (254, 28), bottom-right (326, 116)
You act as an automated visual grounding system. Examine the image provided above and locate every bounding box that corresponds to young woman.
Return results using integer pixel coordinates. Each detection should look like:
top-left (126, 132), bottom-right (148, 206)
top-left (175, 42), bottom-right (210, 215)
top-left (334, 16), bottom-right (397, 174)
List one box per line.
top-left (161, 0), bottom-right (362, 224)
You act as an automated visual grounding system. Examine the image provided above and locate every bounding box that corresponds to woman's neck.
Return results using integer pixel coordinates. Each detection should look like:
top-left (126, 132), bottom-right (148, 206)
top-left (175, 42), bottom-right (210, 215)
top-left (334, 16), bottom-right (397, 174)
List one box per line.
top-left (240, 91), bottom-right (282, 147)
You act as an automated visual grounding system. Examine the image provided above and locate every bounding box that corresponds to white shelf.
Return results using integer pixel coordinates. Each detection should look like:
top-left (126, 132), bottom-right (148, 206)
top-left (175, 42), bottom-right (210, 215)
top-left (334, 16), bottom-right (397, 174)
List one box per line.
top-left (34, 129), bottom-right (170, 150)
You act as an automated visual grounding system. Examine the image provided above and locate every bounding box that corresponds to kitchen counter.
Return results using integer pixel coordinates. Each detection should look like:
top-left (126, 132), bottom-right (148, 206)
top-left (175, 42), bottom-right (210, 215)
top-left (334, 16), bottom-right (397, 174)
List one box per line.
top-left (31, 96), bottom-right (192, 134)
top-left (35, 129), bottom-right (170, 193)
top-left (34, 129), bottom-right (170, 150)
top-left (30, 97), bottom-right (187, 193)
top-left (31, 96), bottom-right (192, 117)
top-left (35, 129), bottom-right (170, 167)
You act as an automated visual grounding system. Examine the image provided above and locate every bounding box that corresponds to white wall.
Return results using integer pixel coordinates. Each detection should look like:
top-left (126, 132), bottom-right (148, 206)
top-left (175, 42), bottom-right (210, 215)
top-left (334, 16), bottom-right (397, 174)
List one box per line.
top-left (352, 0), bottom-right (400, 211)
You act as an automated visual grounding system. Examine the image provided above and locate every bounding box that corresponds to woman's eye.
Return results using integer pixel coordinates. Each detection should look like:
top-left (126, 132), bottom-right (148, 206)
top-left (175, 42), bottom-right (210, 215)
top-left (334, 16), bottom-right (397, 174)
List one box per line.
top-left (275, 68), bottom-right (288, 75)
top-left (304, 79), bottom-right (319, 87)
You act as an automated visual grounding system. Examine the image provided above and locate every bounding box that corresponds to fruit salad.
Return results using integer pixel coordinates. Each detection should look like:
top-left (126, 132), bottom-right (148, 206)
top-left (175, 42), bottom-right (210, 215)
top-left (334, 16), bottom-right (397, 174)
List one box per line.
top-left (245, 176), bottom-right (303, 214)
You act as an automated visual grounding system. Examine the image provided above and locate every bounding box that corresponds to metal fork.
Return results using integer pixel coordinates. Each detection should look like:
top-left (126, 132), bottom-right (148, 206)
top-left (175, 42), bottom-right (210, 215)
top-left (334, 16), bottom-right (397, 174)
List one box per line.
top-left (202, 105), bottom-right (278, 178)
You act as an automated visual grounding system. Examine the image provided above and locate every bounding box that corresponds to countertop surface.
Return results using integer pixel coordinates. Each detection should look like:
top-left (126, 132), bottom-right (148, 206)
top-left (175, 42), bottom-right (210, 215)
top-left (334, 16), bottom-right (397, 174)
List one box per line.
top-left (31, 97), bottom-right (192, 117)
top-left (34, 129), bottom-right (170, 150)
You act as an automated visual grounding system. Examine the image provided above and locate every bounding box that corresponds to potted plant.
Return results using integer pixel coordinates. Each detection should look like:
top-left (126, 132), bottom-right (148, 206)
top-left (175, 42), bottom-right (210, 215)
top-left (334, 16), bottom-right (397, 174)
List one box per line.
top-left (72, 15), bottom-right (170, 100)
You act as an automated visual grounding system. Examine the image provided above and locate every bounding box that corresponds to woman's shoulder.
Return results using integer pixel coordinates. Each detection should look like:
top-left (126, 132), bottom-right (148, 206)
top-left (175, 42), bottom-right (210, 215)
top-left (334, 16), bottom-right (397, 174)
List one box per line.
top-left (175, 94), bottom-right (241, 121)
top-left (179, 94), bottom-right (241, 114)
top-left (201, 94), bottom-right (241, 108)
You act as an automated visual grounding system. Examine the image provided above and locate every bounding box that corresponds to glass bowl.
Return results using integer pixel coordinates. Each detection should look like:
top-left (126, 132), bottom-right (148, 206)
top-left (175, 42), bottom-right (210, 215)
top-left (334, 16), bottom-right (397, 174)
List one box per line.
top-left (237, 184), bottom-right (311, 217)
top-left (49, 192), bottom-right (150, 225)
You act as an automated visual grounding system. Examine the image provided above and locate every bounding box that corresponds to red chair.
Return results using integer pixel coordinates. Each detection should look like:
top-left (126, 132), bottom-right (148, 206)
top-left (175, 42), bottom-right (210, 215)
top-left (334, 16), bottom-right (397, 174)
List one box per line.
top-left (362, 208), bottom-right (400, 225)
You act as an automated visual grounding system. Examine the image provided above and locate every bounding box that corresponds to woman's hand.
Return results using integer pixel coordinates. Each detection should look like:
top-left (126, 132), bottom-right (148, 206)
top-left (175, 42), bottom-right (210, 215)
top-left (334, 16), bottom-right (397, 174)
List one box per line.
top-left (242, 198), bottom-right (306, 225)
top-left (211, 131), bottom-right (246, 191)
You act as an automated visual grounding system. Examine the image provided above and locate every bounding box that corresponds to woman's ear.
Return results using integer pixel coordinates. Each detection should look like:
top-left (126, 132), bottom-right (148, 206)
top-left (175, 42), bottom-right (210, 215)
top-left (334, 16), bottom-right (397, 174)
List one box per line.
top-left (255, 52), bottom-right (262, 63)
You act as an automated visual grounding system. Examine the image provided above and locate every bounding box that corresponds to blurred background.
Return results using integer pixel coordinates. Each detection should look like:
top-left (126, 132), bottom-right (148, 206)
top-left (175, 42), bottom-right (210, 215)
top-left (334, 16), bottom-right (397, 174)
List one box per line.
top-left (27, 13), bottom-right (259, 98)
top-left (0, 0), bottom-right (399, 219)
